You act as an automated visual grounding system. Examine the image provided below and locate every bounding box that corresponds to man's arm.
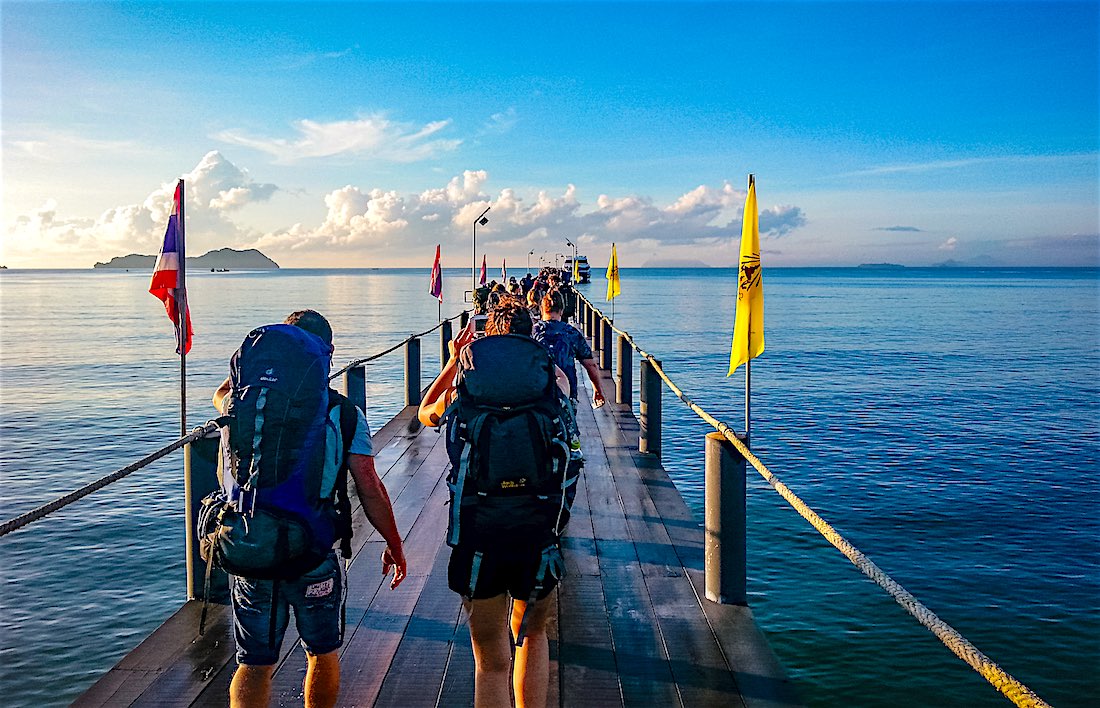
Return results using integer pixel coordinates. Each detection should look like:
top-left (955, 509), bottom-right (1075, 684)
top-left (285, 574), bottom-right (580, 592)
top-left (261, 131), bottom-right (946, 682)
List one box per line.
top-left (213, 377), bottom-right (231, 411)
top-left (417, 321), bottom-right (476, 427)
top-left (579, 358), bottom-right (606, 407)
top-left (347, 453), bottom-right (407, 589)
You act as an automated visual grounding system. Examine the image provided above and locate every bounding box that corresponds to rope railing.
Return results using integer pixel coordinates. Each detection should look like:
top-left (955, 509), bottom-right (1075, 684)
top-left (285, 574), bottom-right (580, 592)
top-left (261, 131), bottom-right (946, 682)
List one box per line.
top-left (0, 421), bottom-right (220, 538)
top-left (576, 293), bottom-right (1050, 708)
top-left (330, 310), bottom-right (467, 379)
top-left (0, 312), bottom-right (468, 539)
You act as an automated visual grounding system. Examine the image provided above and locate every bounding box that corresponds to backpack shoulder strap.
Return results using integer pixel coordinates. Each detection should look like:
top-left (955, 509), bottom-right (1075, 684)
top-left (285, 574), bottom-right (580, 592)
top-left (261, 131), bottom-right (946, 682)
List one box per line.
top-left (328, 388), bottom-right (358, 559)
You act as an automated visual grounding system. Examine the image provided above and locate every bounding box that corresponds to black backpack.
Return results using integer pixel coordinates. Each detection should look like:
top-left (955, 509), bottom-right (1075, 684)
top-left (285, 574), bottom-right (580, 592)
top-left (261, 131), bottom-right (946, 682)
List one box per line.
top-left (443, 335), bottom-right (580, 553)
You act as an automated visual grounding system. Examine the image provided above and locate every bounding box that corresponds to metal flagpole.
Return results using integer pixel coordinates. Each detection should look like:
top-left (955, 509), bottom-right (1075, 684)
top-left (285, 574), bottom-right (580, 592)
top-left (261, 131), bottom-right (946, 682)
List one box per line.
top-left (177, 178), bottom-right (196, 599)
top-left (177, 178), bottom-right (188, 436)
top-left (745, 173), bottom-right (754, 444)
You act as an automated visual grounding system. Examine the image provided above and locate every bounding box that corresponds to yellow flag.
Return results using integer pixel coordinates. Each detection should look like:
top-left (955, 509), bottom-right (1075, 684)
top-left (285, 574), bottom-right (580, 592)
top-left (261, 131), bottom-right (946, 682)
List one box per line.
top-left (605, 243), bottom-right (621, 300)
top-left (728, 177), bottom-right (764, 376)
top-left (573, 254), bottom-right (580, 283)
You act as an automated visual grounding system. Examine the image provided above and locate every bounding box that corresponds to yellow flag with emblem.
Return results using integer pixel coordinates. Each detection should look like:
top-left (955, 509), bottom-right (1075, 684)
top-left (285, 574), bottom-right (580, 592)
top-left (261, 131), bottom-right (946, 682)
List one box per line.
top-left (605, 243), bottom-right (621, 301)
top-left (728, 176), bottom-right (764, 376)
top-left (573, 254), bottom-right (580, 283)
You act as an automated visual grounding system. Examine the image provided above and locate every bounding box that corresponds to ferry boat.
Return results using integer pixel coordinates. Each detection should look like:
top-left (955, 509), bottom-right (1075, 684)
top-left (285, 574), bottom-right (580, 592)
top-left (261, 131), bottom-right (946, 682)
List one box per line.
top-left (563, 255), bottom-right (591, 284)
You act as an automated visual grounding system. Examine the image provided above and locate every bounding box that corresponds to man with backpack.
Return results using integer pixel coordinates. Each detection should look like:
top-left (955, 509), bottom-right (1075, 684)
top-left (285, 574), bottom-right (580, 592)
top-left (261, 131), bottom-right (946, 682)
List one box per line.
top-left (418, 297), bottom-right (576, 708)
top-left (533, 290), bottom-right (606, 411)
top-left (207, 310), bottom-right (406, 708)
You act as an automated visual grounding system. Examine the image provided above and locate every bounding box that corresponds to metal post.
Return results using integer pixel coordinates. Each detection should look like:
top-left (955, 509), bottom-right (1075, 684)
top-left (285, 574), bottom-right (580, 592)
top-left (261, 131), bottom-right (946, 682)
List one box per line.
top-left (344, 365), bottom-right (367, 412)
top-left (584, 304), bottom-right (593, 340)
top-left (616, 334), bottom-right (632, 406)
top-left (600, 319), bottom-right (613, 371)
top-left (593, 316), bottom-right (603, 362)
top-left (460, 310), bottom-right (470, 329)
top-left (705, 432), bottom-right (747, 605)
top-left (440, 320), bottom-right (453, 369)
top-left (405, 337), bottom-right (421, 406)
top-left (639, 358), bottom-right (662, 456)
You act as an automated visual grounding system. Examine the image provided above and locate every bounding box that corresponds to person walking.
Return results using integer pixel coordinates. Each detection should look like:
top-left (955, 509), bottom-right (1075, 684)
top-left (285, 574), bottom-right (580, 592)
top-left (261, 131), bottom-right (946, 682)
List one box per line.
top-left (213, 309), bottom-right (407, 708)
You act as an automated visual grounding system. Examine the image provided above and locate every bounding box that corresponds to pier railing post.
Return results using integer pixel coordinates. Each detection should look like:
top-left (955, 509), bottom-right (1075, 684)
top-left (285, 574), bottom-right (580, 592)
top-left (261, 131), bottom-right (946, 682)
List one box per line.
top-left (440, 320), bottom-right (453, 370)
top-left (600, 319), bottom-right (613, 371)
top-left (617, 334), bottom-right (632, 406)
top-left (705, 432), bottom-right (747, 605)
top-left (460, 310), bottom-right (470, 329)
top-left (405, 337), bottom-right (421, 407)
top-left (639, 357), bottom-right (662, 456)
top-left (584, 305), bottom-right (594, 342)
top-left (344, 365), bottom-right (367, 412)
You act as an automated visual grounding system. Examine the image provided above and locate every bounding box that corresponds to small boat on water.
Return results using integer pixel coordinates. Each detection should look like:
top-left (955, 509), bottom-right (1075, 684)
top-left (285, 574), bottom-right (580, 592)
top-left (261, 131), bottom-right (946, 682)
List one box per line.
top-left (563, 255), bottom-right (591, 284)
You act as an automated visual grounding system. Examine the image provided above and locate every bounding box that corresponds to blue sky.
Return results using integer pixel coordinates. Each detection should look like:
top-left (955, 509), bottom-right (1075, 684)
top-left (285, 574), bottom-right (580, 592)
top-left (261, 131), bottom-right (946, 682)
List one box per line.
top-left (3, 1), bottom-right (1098, 268)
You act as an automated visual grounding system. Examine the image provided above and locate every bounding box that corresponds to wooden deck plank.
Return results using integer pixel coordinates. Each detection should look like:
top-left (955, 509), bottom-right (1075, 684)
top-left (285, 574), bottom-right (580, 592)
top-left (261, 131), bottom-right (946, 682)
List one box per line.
top-left (78, 375), bottom-right (800, 708)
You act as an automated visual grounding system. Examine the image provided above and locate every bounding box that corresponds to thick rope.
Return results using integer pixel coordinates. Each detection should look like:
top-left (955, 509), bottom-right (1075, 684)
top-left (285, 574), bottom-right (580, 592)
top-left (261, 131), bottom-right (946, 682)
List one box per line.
top-left (577, 294), bottom-right (1050, 708)
top-left (0, 421), bottom-right (219, 538)
top-left (330, 310), bottom-right (467, 378)
top-left (2, 312), bottom-right (468, 537)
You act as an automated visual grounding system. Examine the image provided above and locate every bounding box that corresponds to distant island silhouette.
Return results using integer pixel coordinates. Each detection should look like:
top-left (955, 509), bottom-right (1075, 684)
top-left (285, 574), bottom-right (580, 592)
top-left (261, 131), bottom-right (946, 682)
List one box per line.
top-left (857, 263), bottom-right (906, 269)
top-left (93, 248), bottom-right (279, 270)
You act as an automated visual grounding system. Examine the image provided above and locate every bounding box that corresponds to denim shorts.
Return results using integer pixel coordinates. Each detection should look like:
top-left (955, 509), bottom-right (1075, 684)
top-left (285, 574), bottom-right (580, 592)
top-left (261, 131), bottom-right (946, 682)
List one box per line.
top-left (231, 551), bottom-right (346, 665)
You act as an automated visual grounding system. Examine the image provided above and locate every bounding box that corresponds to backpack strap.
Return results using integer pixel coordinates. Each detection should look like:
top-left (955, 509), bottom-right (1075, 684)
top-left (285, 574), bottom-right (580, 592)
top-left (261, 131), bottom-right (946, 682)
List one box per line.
top-left (513, 544), bottom-right (566, 647)
top-left (329, 389), bottom-right (358, 560)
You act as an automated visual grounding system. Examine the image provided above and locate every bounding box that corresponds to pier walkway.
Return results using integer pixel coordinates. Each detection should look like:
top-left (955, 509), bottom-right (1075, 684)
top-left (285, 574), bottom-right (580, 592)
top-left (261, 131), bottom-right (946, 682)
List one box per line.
top-left (76, 367), bottom-right (799, 707)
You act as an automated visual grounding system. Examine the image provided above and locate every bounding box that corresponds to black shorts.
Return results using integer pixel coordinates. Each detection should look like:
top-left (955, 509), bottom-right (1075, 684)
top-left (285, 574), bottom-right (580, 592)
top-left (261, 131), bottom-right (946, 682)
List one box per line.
top-left (448, 544), bottom-right (562, 601)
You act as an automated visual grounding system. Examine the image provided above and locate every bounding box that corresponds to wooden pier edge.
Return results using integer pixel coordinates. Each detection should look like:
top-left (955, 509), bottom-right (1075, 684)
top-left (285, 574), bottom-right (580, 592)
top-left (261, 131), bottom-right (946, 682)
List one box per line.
top-left (76, 370), bottom-right (801, 707)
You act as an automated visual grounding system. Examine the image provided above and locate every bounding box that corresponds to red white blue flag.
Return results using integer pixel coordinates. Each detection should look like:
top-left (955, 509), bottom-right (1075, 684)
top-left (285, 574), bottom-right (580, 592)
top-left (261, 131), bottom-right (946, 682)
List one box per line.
top-left (148, 182), bottom-right (192, 354)
top-left (479, 254), bottom-right (487, 286)
top-left (429, 244), bottom-right (443, 302)
top-left (501, 258), bottom-right (507, 282)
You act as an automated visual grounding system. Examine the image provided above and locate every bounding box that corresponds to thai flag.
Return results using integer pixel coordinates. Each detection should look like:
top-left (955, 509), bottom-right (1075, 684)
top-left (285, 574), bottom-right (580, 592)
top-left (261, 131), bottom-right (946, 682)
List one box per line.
top-left (501, 258), bottom-right (507, 282)
top-left (479, 255), bottom-right (487, 286)
top-left (429, 244), bottom-right (443, 303)
top-left (148, 182), bottom-right (193, 354)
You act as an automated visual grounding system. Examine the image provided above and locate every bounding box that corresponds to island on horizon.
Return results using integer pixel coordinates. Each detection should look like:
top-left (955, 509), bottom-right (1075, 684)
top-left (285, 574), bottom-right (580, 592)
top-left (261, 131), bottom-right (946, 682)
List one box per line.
top-left (857, 262), bottom-right (906, 269)
top-left (93, 247), bottom-right (279, 270)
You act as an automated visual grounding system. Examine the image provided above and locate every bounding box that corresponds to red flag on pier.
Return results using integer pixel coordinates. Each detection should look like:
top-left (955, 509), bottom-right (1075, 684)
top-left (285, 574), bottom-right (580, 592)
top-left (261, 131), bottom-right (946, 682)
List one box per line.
top-left (429, 244), bottom-right (443, 302)
top-left (148, 182), bottom-right (192, 354)
top-left (479, 254), bottom-right (487, 286)
top-left (501, 258), bottom-right (508, 282)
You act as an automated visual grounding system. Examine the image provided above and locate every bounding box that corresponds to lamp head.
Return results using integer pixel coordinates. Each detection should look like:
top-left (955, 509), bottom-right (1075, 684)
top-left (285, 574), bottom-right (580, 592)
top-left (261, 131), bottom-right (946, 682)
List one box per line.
top-left (478, 216), bottom-right (489, 226)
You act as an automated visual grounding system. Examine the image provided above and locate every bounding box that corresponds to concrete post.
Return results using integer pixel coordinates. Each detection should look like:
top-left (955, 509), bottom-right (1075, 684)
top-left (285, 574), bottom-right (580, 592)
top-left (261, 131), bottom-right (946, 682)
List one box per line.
top-left (639, 358), bottom-right (662, 456)
top-left (616, 334), bottom-right (632, 406)
top-left (704, 432), bottom-right (747, 605)
top-left (344, 365), bottom-right (367, 412)
top-left (440, 320), bottom-right (453, 370)
top-left (405, 337), bottom-right (421, 407)
top-left (600, 319), bottom-right (613, 371)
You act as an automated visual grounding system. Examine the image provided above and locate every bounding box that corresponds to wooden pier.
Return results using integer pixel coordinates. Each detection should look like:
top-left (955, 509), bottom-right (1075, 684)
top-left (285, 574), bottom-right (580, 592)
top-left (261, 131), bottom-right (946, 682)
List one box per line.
top-left (76, 364), bottom-right (800, 707)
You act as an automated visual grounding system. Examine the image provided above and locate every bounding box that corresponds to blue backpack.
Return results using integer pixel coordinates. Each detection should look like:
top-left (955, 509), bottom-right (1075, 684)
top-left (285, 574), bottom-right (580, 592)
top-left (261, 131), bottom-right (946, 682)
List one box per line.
top-left (197, 324), bottom-right (352, 582)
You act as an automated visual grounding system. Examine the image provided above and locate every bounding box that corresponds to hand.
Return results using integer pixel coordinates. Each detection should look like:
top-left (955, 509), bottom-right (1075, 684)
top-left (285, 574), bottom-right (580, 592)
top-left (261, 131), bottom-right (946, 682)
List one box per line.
top-left (449, 321), bottom-right (476, 358)
top-left (381, 546), bottom-right (407, 589)
top-left (593, 390), bottom-right (606, 409)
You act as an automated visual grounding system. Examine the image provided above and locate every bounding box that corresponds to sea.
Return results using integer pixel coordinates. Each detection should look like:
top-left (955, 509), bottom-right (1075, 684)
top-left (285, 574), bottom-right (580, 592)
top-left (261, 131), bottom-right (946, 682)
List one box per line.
top-left (0, 266), bottom-right (1097, 707)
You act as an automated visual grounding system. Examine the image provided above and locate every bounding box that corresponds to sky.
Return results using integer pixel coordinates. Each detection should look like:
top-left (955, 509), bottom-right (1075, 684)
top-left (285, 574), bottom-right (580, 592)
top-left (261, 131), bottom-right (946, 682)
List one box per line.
top-left (2, 0), bottom-right (1098, 269)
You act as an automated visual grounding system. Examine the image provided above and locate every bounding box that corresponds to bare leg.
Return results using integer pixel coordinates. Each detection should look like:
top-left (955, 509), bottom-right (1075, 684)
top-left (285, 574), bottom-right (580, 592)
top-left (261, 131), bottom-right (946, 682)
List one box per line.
top-left (229, 664), bottom-right (274, 708)
top-left (465, 595), bottom-right (513, 708)
top-left (305, 650), bottom-right (340, 708)
top-left (510, 590), bottom-right (557, 708)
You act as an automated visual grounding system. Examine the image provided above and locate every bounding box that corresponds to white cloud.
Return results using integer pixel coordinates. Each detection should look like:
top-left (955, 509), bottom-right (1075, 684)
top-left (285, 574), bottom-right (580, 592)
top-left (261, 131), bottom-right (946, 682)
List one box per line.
top-left (214, 114), bottom-right (462, 164)
top-left (3, 151), bottom-right (277, 264)
top-left (939, 236), bottom-right (958, 251)
top-left (4, 155), bottom-right (812, 267)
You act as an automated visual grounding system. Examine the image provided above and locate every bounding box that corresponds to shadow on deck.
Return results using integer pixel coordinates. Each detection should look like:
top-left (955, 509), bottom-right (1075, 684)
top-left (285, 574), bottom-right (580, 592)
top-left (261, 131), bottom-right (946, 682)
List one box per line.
top-left (76, 369), bottom-right (801, 707)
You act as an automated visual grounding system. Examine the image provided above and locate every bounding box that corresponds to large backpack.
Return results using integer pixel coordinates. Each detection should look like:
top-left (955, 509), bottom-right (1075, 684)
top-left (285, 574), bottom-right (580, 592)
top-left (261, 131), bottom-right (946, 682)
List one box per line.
top-left (534, 320), bottom-right (580, 400)
top-left (443, 335), bottom-right (580, 555)
top-left (197, 324), bottom-right (353, 583)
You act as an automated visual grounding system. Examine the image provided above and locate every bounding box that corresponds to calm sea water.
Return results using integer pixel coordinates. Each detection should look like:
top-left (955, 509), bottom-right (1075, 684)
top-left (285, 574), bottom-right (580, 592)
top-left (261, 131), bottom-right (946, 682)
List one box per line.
top-left (1, 267), bottom-right (1097, 707)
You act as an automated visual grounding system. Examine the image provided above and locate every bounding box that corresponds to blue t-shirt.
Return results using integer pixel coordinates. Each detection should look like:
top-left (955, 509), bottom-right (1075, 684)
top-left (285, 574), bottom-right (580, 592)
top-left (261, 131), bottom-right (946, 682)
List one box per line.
top-left (321, 400), bottom-right (373, 498)
top-left (532, 319), bottom-right (593, 400)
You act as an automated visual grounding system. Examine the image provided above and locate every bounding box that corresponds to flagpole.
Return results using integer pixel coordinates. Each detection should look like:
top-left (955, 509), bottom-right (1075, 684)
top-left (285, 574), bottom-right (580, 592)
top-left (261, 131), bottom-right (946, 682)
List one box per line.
top-left (745, 174), bottom-right (754, 443)
top-left (177, 178), bottom-right (188, 438)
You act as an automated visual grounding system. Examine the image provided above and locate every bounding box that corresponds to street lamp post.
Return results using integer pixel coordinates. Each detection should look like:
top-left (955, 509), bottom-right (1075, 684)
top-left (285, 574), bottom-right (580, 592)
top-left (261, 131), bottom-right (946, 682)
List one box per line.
top-left (527, 250), bottom-right (535, 272)
top-left (472, 206), bottom-right (490, 290)
top-left (565, 239), bottom-right (578, 277)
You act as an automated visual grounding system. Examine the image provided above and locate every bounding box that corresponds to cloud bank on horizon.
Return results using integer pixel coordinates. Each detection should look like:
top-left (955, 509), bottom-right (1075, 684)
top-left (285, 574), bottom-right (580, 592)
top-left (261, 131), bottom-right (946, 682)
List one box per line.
top-left (5, 151), bottom-right (807, 268)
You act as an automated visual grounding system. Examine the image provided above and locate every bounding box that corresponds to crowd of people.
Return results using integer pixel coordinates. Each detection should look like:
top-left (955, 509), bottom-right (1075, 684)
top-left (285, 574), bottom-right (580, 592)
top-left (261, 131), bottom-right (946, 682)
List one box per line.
top-left (202, 265), bottom-right (606, 708)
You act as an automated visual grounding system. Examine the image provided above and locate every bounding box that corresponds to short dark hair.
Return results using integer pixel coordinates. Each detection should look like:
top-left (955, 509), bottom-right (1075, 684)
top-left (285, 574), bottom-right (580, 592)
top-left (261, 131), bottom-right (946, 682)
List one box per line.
top-left (284, 309), bottom-right (333, 347)
top-left (486, 296), bottom-right (533, 337)
top-left (541, 290), bottom-right (564, 314)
